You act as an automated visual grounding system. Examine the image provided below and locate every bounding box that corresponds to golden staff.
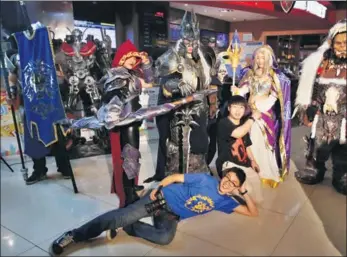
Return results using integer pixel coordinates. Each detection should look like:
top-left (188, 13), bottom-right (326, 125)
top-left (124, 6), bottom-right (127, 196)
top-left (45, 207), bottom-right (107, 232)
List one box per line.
top-left (229, 30), bottom-right (242, 87)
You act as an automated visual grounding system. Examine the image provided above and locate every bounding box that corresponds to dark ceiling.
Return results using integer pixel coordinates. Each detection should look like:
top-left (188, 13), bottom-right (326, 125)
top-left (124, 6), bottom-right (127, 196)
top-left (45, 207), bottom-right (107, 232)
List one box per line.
top-left (330, 1), bottom-right (347, 10)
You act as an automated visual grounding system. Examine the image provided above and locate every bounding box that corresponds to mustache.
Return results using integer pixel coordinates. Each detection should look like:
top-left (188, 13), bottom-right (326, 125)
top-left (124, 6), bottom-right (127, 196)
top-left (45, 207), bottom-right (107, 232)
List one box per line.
top-left (332, 52), bottom-right (347, 64)
top-left (324, 49), bottom-right (347, 64)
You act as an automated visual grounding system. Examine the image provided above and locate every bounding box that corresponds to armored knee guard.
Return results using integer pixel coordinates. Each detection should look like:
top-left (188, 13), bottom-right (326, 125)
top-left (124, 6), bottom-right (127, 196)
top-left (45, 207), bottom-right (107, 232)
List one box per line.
top-left (122, 144), bottom-right (142, 206)
top-left (122, 144), bottom-right (141, 180)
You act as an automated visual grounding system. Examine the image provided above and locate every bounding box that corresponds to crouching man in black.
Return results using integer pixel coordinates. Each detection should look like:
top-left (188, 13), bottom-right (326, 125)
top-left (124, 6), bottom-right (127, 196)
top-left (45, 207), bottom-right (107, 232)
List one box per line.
top-left (50, 167), bottom-right (258, 255)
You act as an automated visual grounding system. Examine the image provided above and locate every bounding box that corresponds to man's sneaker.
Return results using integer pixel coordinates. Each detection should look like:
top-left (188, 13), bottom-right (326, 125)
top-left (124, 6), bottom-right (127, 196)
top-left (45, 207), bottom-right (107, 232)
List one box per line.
top-left (106, 229), bottom-right (118, 240)
top-left (50, 231), bottom-right (74, 255)
top-left (26, 172), bottom-right (47, 185)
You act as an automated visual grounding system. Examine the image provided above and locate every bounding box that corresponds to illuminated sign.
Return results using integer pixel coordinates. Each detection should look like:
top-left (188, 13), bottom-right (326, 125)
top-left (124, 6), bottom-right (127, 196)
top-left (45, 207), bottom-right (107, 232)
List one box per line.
top-left (155, 12), bottom-right (164, 18)
top-left (294, 1), bottom-right (327, 18)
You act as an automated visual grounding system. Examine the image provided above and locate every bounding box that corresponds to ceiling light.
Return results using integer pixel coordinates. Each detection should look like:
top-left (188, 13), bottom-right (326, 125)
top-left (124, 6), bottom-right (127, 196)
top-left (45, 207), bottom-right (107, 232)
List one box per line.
top-left (220, 9), bottom-right (232, 13)
top-left (233, 18), bottom-right (236, 20)
top-left (184, 4), bottom-right (188, 6)
top-left (204, 9), bottom-right (207, 13)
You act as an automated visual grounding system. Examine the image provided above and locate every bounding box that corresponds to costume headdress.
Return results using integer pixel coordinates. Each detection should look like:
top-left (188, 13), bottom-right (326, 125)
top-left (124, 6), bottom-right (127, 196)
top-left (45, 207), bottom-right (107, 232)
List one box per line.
top-left (295, 19), bottom-right (347, 107)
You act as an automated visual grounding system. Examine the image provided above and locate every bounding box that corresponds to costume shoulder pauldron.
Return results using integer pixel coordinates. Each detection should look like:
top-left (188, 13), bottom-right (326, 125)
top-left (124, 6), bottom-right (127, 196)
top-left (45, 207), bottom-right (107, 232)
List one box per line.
top-left (103, 67), bottom-right (132, 93)
top-left (154, 47), bottom-right (182, 77)
top-left (239, 69), bottom-right (253, 85)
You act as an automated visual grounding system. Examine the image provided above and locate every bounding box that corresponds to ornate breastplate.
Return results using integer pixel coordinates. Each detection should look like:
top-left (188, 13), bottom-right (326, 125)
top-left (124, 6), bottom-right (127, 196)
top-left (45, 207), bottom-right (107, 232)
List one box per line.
top-left (180, 57), bottom-right (199, 91)
top-left (250, 75), bottom-right (272, 96)
top-left (314, 71), bottom-right (347, 116)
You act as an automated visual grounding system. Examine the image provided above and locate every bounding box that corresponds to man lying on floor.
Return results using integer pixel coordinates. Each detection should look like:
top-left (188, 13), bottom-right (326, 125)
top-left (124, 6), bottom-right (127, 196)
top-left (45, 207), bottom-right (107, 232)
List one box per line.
top-left (50, 167), bottom-right (258, 255)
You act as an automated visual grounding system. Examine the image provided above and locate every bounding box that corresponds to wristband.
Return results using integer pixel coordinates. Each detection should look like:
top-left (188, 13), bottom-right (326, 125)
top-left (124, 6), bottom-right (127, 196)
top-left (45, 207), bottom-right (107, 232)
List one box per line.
top-left (240, 190), bottom-right (248, 196)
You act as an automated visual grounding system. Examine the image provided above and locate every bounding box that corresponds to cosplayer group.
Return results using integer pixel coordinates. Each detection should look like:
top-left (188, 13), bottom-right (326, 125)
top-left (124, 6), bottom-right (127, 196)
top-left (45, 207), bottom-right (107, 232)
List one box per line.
top-left (3, 13), bottom-right (346, 256)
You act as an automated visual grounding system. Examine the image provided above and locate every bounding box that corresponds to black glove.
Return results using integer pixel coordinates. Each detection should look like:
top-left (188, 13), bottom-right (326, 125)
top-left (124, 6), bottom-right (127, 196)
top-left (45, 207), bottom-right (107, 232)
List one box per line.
top-left (306, 105), bottom-right (318, 122)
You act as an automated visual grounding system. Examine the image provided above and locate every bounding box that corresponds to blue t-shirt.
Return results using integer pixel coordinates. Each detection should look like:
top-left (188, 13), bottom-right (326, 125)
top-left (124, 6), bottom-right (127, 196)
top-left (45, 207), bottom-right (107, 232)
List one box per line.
top-left (162, 174), bottom-right (240, 220)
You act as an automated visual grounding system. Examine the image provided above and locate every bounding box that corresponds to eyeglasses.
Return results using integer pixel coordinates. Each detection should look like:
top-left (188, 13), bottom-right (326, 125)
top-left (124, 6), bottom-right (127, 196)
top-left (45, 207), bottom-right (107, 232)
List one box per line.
top-left (224, 175), bottom-right (239, 188)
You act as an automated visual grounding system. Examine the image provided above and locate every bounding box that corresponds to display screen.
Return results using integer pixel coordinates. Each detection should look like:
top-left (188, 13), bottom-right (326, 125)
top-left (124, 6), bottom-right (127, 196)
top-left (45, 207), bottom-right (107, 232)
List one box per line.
top-left (74, 20), bottom-right (116, 49)
top-left (140, 9), bottom-right (168, 49)
top-left (169, 23), bottom-right (181, 42)
top-left (200, 29), bottom-right (217, 45)
top-left (216, 32), bottom-right (229, 49)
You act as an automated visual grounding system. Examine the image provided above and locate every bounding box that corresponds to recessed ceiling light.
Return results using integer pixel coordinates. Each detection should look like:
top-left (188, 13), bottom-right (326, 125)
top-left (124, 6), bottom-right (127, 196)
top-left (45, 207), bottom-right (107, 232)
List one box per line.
top-left (204, 9), bottom-right (207, 13)
top-left (220, 9), bottom-right (232, 13)
top-left (184, 4), bottom-right (188, 6)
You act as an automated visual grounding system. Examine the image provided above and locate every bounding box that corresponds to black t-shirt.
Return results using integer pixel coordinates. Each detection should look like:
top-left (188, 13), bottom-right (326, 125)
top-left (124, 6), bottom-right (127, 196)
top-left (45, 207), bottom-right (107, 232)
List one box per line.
top-left (216, 117), bottom-right (252, 170)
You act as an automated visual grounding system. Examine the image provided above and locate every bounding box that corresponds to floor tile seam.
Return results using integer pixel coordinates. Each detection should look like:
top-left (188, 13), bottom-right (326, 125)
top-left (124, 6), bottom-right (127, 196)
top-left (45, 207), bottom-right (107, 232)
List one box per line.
top-left (32, 212), bottom-right (111, 247)
top-left (269, 211), bottom-right (346, 257)
top-left (55, 181), bottom-right (119, 208)
top-left (291, 187), bottom-right (346, 229)
top-left (1, 224), bottom-right (38, 252)
top-left (15, 245), bottom-right (36, 256)
top-left (257, 206), bottom-right (291, 216)
top-left (268, 199), bottom-right (304, 256)
top-left (31, 245), bottom-right (51, 255)
top-left (178, 230), bottom-right (245, 256)
top-left (293, 210), bottom-right (347, 234)
top-left (15, 245), bottom-right (50, 256)
top-left (142, 244), bottom-right (159, 256)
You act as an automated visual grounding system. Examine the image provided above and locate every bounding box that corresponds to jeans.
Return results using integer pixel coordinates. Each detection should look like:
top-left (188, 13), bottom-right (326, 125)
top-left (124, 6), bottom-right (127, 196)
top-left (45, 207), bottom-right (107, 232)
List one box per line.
top-left (72, 193), bottom-right (178, 245)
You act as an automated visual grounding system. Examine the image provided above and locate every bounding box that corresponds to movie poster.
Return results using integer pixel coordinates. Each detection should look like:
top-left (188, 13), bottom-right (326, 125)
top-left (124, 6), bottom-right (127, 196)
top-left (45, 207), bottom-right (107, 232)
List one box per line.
top-left (0, 91), bottom-right (24, 156)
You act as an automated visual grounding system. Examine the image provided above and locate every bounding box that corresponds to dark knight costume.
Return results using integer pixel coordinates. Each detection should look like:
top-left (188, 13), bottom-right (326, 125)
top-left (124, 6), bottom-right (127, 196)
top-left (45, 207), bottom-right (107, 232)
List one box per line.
top-left (149, 11), bottom-right (213, 181)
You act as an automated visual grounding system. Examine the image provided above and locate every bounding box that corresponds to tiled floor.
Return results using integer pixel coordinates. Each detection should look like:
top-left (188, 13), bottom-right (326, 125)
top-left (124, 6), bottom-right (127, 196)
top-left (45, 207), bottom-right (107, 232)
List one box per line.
top-left (1, 126), bottom-right (346, 256)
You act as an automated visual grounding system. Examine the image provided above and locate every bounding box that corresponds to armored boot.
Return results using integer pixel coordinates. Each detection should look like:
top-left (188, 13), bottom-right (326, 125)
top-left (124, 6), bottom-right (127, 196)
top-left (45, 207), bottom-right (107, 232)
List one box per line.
top-left (121, 144), bottom-right (143, 206)
top-left (188, 153), bottom-right (209, 174)
top-left (295, 159), bottom-right (326, 185)
top-left (332, 145), bottom-right (347, 195)
top-left (124, 186), bottom-right (141, 206)
top-left (295, 135), bottom-right (326, 185)
top-left (332, 170), bottom-right (347, 196)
